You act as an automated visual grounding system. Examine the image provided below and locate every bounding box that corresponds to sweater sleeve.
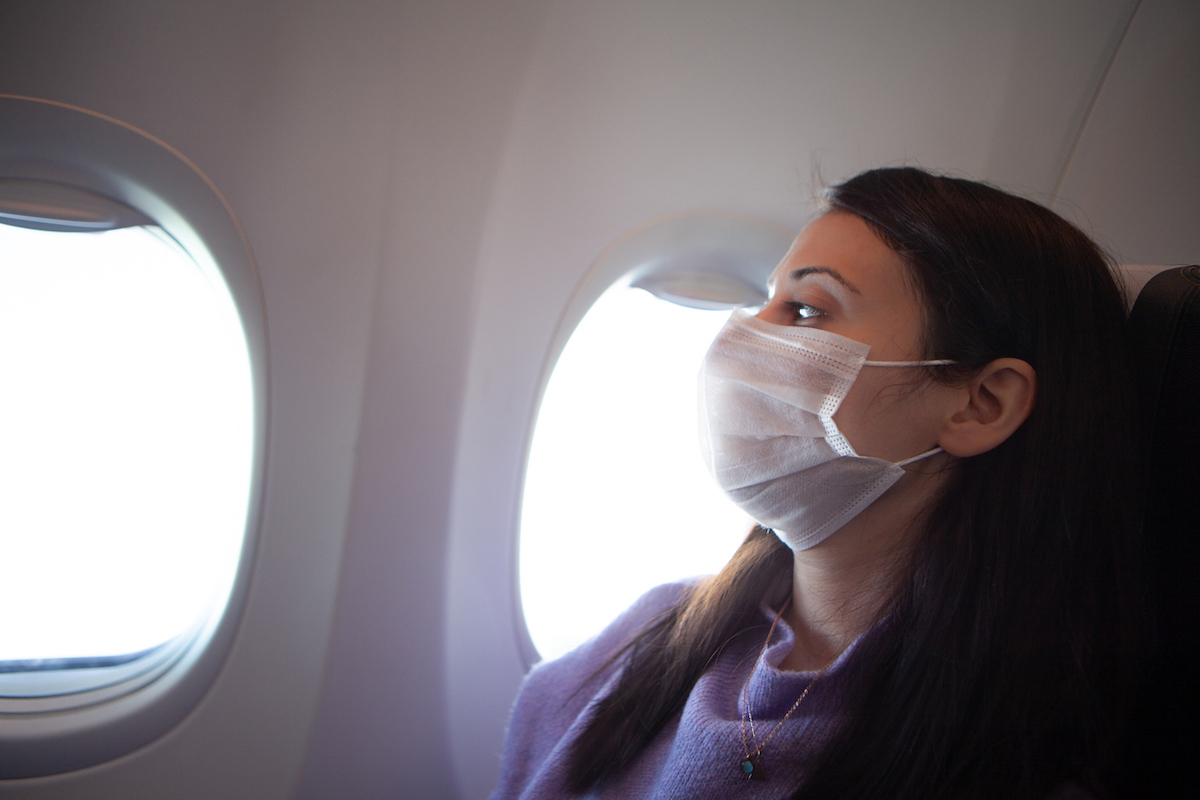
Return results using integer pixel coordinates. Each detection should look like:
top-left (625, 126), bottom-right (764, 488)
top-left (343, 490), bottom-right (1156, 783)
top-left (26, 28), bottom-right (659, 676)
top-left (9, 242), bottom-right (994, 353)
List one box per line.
top-left (490, 581), bottom-right (697, 800)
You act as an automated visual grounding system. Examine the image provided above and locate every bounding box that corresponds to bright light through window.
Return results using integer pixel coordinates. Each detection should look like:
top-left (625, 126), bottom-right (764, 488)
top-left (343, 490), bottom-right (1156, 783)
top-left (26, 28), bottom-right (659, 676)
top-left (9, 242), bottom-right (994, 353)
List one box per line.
top-left (0, 223), bottom-right (253, 662)
top-left (520, 284), bottom-right (754, 661)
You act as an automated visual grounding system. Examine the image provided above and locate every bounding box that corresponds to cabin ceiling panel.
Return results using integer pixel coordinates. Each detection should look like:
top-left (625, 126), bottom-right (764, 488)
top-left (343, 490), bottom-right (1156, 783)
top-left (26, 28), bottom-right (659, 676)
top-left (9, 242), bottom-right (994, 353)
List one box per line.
top-left (1055, 0), bottom-right (1200, 265)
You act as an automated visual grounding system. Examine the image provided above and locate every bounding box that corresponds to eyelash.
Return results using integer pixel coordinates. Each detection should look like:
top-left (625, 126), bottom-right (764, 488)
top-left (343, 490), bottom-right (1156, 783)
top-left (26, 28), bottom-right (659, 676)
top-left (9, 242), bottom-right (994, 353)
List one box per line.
top-left (787, 302), bottom-right (825, 321)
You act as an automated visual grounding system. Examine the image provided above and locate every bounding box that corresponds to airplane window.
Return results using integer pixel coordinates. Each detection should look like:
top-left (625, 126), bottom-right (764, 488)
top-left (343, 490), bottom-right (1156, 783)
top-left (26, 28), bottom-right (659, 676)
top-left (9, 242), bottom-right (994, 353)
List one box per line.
top-left (520, 283), bottom-right (753, 661)
top-left (0, 221), bottom-right (252, 694)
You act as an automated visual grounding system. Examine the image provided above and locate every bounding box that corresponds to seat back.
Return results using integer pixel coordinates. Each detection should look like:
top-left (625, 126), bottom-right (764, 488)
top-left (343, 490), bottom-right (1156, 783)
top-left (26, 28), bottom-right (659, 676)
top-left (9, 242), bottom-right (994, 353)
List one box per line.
top-left (1120, 265), bottom-right (1200, 795)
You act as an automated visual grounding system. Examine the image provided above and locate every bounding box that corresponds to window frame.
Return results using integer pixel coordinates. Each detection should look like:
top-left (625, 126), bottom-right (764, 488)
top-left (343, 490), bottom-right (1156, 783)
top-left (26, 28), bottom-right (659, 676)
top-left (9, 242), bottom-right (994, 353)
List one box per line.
top-left (513, 210), bottom-right (794, 666)
top-left (0, 94), bottom-right (267, 779)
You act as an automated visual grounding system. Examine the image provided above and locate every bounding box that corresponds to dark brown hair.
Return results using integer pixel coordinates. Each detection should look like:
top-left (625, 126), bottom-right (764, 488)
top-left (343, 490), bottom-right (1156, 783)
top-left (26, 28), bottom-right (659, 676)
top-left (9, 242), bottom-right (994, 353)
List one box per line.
top-left (566, 167), bottom-right (1141, 798)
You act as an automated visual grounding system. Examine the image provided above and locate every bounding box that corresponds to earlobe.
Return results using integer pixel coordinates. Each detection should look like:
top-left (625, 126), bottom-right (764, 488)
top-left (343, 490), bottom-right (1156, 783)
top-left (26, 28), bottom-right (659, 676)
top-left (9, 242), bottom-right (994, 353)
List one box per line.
top-left (938, 358), bottom-right (1036, 458)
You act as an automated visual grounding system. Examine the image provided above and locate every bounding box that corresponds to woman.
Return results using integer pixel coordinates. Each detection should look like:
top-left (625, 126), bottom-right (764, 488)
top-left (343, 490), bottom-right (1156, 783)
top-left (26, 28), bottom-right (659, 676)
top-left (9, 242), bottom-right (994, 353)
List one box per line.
top-left (493, 168), bottom-right (1140, 799)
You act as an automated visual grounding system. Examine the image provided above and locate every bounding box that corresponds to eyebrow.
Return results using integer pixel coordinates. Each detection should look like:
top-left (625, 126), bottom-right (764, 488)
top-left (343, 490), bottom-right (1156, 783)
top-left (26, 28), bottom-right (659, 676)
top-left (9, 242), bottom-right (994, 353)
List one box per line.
top-left (786, 266), bottom-right (862, 295)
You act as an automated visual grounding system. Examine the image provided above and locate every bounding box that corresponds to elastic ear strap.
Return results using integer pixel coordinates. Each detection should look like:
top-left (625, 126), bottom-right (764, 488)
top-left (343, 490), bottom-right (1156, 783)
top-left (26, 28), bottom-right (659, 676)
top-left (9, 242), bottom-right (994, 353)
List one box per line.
top-left (862, 359), bottom-right (955, 367)
top-left (895, 446), bottom-right (943, 467)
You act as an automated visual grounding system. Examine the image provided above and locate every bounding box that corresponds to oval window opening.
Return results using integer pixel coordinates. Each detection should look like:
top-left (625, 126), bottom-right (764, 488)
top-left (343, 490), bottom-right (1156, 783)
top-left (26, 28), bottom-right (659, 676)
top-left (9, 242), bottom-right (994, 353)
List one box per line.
top-left (519, 283), bottom-right (753, 662)
top-left (0, 221), bottom-right (253, 691)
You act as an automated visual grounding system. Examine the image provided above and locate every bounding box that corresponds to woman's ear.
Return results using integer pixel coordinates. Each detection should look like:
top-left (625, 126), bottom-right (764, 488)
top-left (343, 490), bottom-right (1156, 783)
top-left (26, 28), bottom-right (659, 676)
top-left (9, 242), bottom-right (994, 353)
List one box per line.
top-left (938, 358), bottom-right (1036, 458)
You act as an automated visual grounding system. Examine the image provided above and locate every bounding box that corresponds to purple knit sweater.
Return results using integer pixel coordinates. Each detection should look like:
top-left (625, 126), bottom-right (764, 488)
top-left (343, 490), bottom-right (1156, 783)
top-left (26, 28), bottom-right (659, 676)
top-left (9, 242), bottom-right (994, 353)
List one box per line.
top-left (492, 582), bottom-right (1094, 799)
top-left (491, 582), bottom-right (868, 799)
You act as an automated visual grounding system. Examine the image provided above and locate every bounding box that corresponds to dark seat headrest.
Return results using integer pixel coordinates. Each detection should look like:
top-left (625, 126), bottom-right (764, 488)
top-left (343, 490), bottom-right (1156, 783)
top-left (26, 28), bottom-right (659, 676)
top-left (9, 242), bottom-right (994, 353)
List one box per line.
top-left (1118, 265), bottom-right (1200, 796)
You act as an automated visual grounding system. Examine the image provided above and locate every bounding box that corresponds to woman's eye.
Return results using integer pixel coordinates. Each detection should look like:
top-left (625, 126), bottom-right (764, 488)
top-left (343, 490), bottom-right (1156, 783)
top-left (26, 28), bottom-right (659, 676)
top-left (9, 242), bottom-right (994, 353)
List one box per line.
top-left (789, 302), bottom-right (825, 321)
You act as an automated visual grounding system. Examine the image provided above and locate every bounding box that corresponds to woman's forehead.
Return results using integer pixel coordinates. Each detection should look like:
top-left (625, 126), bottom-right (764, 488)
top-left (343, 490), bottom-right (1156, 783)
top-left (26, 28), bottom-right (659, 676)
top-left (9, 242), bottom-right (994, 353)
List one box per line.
top-left (770, 213), bottom-right (909, 297)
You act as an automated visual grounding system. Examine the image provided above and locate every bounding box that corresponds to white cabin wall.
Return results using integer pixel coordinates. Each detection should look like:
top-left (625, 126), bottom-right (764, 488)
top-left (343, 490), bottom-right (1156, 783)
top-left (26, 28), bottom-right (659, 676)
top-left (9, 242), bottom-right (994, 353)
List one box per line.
top-left (1055, 0), bottom-right (1200, 264)
top-left (293, 2), bottom-right (547, 798)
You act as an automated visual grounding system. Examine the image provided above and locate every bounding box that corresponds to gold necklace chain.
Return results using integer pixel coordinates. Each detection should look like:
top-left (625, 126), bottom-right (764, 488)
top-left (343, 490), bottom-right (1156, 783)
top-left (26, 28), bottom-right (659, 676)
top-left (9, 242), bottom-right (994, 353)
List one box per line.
top-left (738, 599), bottom-right (829, 782)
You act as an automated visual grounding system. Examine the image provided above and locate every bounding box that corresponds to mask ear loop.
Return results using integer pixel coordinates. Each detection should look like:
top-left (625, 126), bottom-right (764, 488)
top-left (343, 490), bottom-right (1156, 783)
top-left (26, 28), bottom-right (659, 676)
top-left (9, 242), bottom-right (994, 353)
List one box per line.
top-left (862, 358), bottom-right (955, 366)
top-left (858, 359), bottom-right (955, 468)
top-left (895, 446), bottom-right (944, 467)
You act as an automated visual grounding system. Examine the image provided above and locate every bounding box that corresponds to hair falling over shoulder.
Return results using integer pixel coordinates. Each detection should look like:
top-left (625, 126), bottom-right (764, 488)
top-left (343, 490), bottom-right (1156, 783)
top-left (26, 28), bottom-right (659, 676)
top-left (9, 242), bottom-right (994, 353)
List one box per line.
top-left (566, 167), bottom-right (1142, 799)
top-left (564, 524), bottom-right (792, 793)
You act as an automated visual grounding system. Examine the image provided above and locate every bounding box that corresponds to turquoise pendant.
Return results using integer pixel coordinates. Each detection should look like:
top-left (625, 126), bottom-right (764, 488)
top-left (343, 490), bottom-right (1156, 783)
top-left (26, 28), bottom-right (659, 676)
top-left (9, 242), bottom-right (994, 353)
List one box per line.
top-left (740, 758), bottom-right (767, 781)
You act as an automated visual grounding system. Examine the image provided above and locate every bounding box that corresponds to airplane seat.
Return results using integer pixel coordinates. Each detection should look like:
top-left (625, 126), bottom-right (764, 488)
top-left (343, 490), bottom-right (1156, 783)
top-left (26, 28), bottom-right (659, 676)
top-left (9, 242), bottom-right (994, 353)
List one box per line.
top-left (1118, 264), bottom-right (1200, 795)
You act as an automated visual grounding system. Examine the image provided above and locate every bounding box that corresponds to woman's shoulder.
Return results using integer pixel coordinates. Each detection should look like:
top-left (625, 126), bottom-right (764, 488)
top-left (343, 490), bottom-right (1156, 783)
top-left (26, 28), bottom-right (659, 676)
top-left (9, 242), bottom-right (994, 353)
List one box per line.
top-left (569, 579), bottom-right (697, 662)
top-left (516, 579), bottom-right (697, 709)
top-left (491, 580), bottom-right (699, 799)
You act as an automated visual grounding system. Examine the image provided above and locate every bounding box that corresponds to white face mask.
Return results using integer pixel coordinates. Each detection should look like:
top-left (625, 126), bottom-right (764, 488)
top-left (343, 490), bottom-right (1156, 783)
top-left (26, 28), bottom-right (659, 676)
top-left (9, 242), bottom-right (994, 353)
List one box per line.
top-left (698, 308), bottom-right (950, 551)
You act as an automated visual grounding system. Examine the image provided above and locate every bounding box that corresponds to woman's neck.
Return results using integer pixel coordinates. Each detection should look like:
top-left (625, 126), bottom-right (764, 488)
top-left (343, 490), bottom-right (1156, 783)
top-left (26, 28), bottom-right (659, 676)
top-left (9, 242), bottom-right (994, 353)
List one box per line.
top-left (778, 457), bottom-right (949, 672)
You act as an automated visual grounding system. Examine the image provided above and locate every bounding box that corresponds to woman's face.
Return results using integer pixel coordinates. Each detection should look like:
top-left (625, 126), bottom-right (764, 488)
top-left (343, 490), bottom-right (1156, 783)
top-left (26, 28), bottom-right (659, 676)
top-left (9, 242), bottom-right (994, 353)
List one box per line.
top-left (757, 211), bottom-right (954, 463)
